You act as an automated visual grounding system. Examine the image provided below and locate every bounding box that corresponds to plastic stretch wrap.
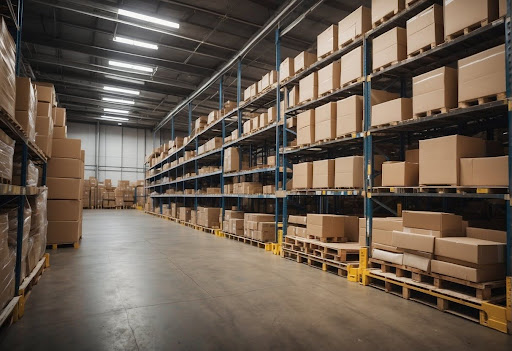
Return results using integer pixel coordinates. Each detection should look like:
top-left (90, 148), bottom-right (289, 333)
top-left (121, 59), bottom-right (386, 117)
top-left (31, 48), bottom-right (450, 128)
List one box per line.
top-left (28, 189), bottom-right (47, 268)
top-left (0, 130), bottom-right (14, 181)
top-left (0, 213), bottom-right (15, 310)
top-left (13, 160), bottom-right (39, 186)
top-left (0, 18), bottom-right (16, 120)
top-left (8, 200), bottom-right (32, 281)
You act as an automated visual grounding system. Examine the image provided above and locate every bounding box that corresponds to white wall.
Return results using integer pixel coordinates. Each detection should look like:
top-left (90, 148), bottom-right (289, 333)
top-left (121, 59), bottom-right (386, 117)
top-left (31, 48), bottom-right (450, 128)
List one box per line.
top-left (67, 122), bottom-right (159, 184)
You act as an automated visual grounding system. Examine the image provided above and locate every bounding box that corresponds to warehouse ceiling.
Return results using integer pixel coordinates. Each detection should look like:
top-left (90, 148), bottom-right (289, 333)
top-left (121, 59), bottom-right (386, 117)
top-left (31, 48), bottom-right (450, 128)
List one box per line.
top-left (7, 0), bottom-right (368, 132)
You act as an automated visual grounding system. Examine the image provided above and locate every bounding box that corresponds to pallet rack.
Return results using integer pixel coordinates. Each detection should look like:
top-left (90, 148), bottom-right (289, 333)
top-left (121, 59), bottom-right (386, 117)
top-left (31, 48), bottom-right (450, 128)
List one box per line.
top-left (145, 0), bottom-right (512, 332)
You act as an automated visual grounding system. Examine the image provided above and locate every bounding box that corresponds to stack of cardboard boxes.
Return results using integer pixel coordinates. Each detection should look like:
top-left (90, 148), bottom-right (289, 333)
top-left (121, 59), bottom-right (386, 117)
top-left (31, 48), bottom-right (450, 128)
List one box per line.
top-left (15, 77), bottom-right (37, 145)
top-left (223, 210), bottom-right (245, 235)
top-left (293, 156), bottom-right (364, 189)
top-left (196, 207), bottom-right (221, 228)
top-left (243, 213), bottom-right (275, 242)
top-left (287, 215), bottom-right (308, 238)
top-left (306, 214), bottom-right (359, 242)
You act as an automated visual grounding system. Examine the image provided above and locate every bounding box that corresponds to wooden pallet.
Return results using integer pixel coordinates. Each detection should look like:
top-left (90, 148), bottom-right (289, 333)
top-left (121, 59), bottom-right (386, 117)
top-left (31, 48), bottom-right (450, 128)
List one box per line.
top-left (370, 120), bottom-right (402, 129)
top-left (371, 186), bottom-right (508, 195)
top-left (17, 254), bottom-right (50, 318)
top-left (318, 88), bottom-right (337, 98)
top-left (285, 236), bottom-right (359, 261)
top-left (296, 97), bottom-right (314, 106)
top-left (446, 20), bottom-right (488, 41)
top-left (406, 0), bottom-right (420, 8)
top-left (224, 232), bottom-right (274, 249)
top-left (372, 8), bottom-right (401, 28)
top-left (48, 241), bottom-right (80, 249)
top-left (407, 42), bottom-right (437, 58)
top-left (0, 177), bottom-right (12, 185)
top-left (458, 92), bottom-right (506, 108)
top-left (339, 34), bottom-right (363, 49)
top-left (413, 107), bottom-right (448, 118)
top-left (0, 296), bottom-right (21, 329)
top-left (342, 76), bottom-right (364, 87)
top-left (283, 249), bottom-right (355, 278)
top-left (318, 50), bottom-right (334, 60)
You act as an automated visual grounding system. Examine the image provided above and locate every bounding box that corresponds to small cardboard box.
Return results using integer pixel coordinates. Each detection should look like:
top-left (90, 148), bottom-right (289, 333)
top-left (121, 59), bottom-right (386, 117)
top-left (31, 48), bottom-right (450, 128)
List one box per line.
top-left (338, 6), bottom-right (371, 47)
top-left (458, 44), bottom-right (505, 103)
top-left (223, 147), bottom-right (240, 172)
top-left (47, 221), bottom-right (81, 244)
top-left (314, 102), bottom-right (336, 142)
top-left (54, 107), bottom-right (66, 127)
top-left (47, 177), bottom-right (82, 200)
top-left (467, 227), bottom-right (506, 243)
top-left (406, 4), bottom-right (443, 55)
top-left (313, 159), bottom-right (335, 188)
top-left (35, 116), bottom-right (53, 137)
top-left (391, 230), bottom-right (435, 253)
top-left (259, 113), bottom-right (268, 128)
top-left (372, 0), bottom-right (405, 26)
top-left (299, 72), bottom-right (318, 103)
top-left (318, 60), bottom-right (340, 96)
top-left (34, 83), bottom-right (54, 103)
top-left (431, 259), bottom-right (505, 283)
top-left (371, 97), bottom-right (412, 126)
top-left (294, 51), bottom-right (316, 73)
top-left (382, 161), bottom-right (419, 187)
top-left (48, 200), bottom-right (82, 221)
top-left (444, 0), bottom-right (498, 39)
top-left (435, 237), bottom-right (505, 265)
top-left (297, 110), bottom-right (315, 145)
top-left (372, 27), bottom-right (406, 70)
top-left (280, 58), bottom-right (294, 82)
top-left (48, 158), bottom-right (84, 179)
top-left (293, 162), bottom-right (313, 189)
top-left (402, 210), bottom-right (463, 236)
top-left (337, 95), bottom-right (363, 136)
top-left (37, 102), bottom-right (51, 117)
top-left (460, 156), bottom-right (507, 186)
top-left (372, 249), bottom-right (404, 265)
top-left (317, 24), bottom-right (338, 59)
top-left (413, 66), bottom-right (458, 115)
top-left (340, 46), bottom-right (363, 86)
top-left (419, 135), bottom-right (486, 185)
top-left (288, 85), bottom-right (299, 108)
top-left (306, 214), bottom-right (346, 238)
top-left (334, 156), bottom-right (363, 188)
top-left (51, 138), bottom-right (82, 159)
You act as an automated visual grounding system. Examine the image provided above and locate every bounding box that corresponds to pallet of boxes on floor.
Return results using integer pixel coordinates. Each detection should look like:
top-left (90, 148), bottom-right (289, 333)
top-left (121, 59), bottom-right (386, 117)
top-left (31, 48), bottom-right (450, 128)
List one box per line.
top-left (82, 178), bottom-right (141, 210)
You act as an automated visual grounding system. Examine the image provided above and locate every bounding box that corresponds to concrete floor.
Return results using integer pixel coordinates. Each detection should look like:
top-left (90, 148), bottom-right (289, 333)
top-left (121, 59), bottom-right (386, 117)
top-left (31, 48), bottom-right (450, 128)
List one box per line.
top-left (0, 210), bottom-right (510, 350)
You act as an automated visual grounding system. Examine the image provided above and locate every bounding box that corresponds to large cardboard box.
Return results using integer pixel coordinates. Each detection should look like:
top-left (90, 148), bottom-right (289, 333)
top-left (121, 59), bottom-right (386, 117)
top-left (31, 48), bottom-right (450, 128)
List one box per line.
top-left (373, 27), bottom-right (406, 70)
top-left (314, 102), bottom-right (336, 142)
top-left (224, 147), bottom-right (239, 172)
top-left (435, 237), bottom-right (505, 265)
top-left (467, 227), bottom-right (506, 243)
top-left (406, 149), bottom-right (419, 163)
top-left (460, 156), bottom-right (507, 186)
top-left (299, 72), bottom-right (318, 103)
top-left (48, 158), bottom-right (84, 179)
top-left (402, 210), bottom-right (462, 236)
top-left (34, 83), bottom-right (54, 104)
top-left (52, 138), bottom-right (81, 159)
top-left (15, 77), bottom-right (35, 112)
top-left (340, 46), bottom-right (362, 86)
top-left (413, 66), bottom-right (457, 115)
top-left (334, 156), bottom-right (363, 188)
top-left (444, 0), bottom-right (498, 39)
top-left (371, 97), bottom-right (412, 126)
top-left (47, 177), bottom-right (82, 200)
top-left (313, 159), bottom-right (334, 188)
top-left (318, 61), bottom-right (340, 96)
top-left (293, 162), bottom-right (313, 189)
top-left (337, 95), bottom-right (363, 136)
top-left (15, 111), bottom-right (35, 142)
top-left (406, 4), bottom-right (443, 55)
top-left (280, 58), bottom-right (294, 82)
top-left (35, 135), bottom-right (52, 158)
top-left (338, 6), bottom-right (371, 47)
top-left (372, 0), bottom-right (405, 26)
top-left (294, 51), bottom-right (316, 73)
top-left (382, 161), bottom-right (418, 186)
top-left (54, 107), bottom-right (66, 127)
top-left (458, 44), bottom-right (505, 103)
top-left (297, 110), bottom-right (315, 146)
top-left (36, 102), bottom-right (51, 117)
top-left (48, 200), bottom-right (82, 221)
top-left (306, 214), bottom-right (346, 238)
top-left (47, 221), bottom-right (80, 244)
top-left (35, 116), bottom-right (53, 137)
top-left (317, 25), bottom-right (338, 59)
top-left (419, 135), bottom-right (486, 185)
top-left (431, 259), bottom-right (505, 283)
top-left (392, 230), bottom-right (435, 253)
top-left (371, 89), bottom-right (400, 106)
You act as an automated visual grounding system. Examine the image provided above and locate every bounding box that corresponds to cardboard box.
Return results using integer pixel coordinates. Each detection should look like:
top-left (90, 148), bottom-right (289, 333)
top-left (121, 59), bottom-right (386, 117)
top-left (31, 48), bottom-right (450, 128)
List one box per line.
top-left (288, 86), bottom-right (299, 108)
top-left (313, 159), bottom-right (334, 188)
top-left (224, 147), bottom-right (239, 172)
top-left (15, 111), bottom-right (35, 142)
top-left (317, 25), bottom-right (338, 59)
top-left (47, 221), bottom-right (80, 244)
top-left (52, 138), bottom-right (82, 159)
top-left (297, 110), bottom-right (315, 146)
top-left (35, 83), bottom-right (54, 103)
top-left (499, 0), bottom-right (506, 16)
top-left (444, 0), bottom-right (498, 39)
top-left (280, 58), bottom-right (294, 82)
top-left (288, 215), bottom-right (307, 226)
top-left (435, 237), bottom-right (505, 265)
top-left (306, 214), bottom-right (347, 238)
top-left (371, 97), bottom-right (412, 126)
top-left (334, 156), bottom-right (363, 188)
top-left (431, 259), bottom-right (505, 283)
top-left (35, 116), bottom-right (53, 137)
top-left (406, 4), bottom-right (443, 55)
top-left (299, 72), bottom-right (318, 103)
top-left (36, 102), bottom-right (51, 117)
top-left (48, 200), bottom-right (82, 221)
top-left (382, 161), bottom-right (419, 186)
top-left (466, 227), bottom-right (506, 243)
top-left (372, 248), bottom-right (403, 265)
top-left (54, 107), bottom-right (66, 127)
top-left (371, 89), bottom-right (400, 106)
top-left (405, 149), bottom-right (419, 163)
top-left (412, 66), bottom-right (457, 115)
top-left (15, 77), bottom-right (35, 111)
top-left (338, 6), bottom-right (371, 47)
top-left (314, 102), bottom-right (336, 142)
top-left (373, 27), bottom-right (406, 70)
top-left (318, 60), bottom-right (340, 96)
top-left (460, 156), bottom-right (507, 186)
top-left (372, 0), bottom-right (405, 25)
top-left (293, 162), bottom-right (313, 189)
top-left (374, 217), bottom-right (403, 231)
top-left (419, 135), bottom-right (486, 185)
top-left (372, 229), bottom-right (394, 246)
top-left (47, 177), bottom-right (82, 200)
top-left (402, 210), bottom-right (462, 236)
top-left (403, 252), bottom-right (431, 272)
top-left (48, 158), bottom-right (84, 179)
top-left (294, 51), bottom-right (316, 73)
top-left (392, 230), bottom-right (435, 253)
top-left (337, 95), bottom-right (363, 136)
top-left (340, 46), bottom-right (362, 86)
top-left (458, 44), bottom-right (505, 103)
top-left (35, 135), bottom-right (52, 158)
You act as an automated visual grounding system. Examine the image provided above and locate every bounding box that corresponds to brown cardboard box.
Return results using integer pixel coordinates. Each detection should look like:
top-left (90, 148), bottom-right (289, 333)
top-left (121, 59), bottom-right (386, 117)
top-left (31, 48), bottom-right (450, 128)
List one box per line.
top-left (299, 72), bottom-right (318, 103)
top-left (337, 95), bottom-right (363, 136)
top-left (431, 259), bottom-right (505, 283)
top-left (382, 161), bottom-right (419, 186)
top-left (47, 177), bottom-right (82, 199)
top-left (36, 102), bottom-right (51, 117)
top-left (35, 135), bottom-right (52, 158)
top-left (406, 4), bottom-right (443, 55)
top-left (444, 0), bottom-right (498, 39)
top-left (54, 107), bottom-right (66, 127)
top-left (35, 116), bottom-right (53, 137)
top-left (317, 25), bottom-right (338, 59)
top-left (293, 162), bottom-right (313, 189)
top-left (334, 156), bottom-right (363, 188)
top-left (413, 66), bottom-right (457, 115)
top-left (372, 0), bottom-right (405, 25)
top-left (48, 158), bottom-right (84, 179)
top-left (47, 221), bottom-right (80, 244)
top-left (371, 98), bottom-right (412, 126)
top-left (373, 27), bottom-right (406, 70)
top-left (297, 110), bottom-right (315, 146)
top-left (314, 102), bottom-right (336, 142)
top-left (371, 89), bottom-right (400, 105)
top-left (392, 230), bottom-right (435, 253)
top-left (48, 200), bottom-right (81, 221)
top-left (52, 138), bottom-right (82, 159)
top-left (289, 215), bottom-right (307, 226)
top-left (403, 252), bottom-right (431, 272)
top-left (419, 135), bottom-right (486, 185)
top-left (460, 156), bottom-right (507, 186)
top-left (318, 60), bottom-right (340, 96)
top-left (435, 237), bottom-right (505, 265)
top-left (259, 113), bottom-right (268, 128)
top-left (294, 51), bottom-right (316, 73)
top-left (458, 44), bottom-right (505, 103)
top-left (340, 46), bottom-right (363, 86)
top-left (374, 217), bottom-right (403, 231)
top-left (15, 77), bottom-right (35, 111)
top-left (467, 227), bottom-right (506, 243)
top-left (313, 159), bottom-right (334, 188)
top-left (280, 58), bottom-right (294, 82)
top-left (338, 6), bottom-right (371, 47)
top-left (405, 149), bottom-right (419, 163)
top-left (15, 111), bottom-right (35, 142)
top-left (372, 229), bottom-right (394, 246)
top-left (499, 0), bottom-right (506, 16)
top-left (306, 214), bottom-right (346, 238)
top-left (34, 83), bottom-right (54, 103)
top-left (402, 210), bottom-right (463, 236)
top-left (372, 249), bottom-right (404, 265)
top-left (224, 147), bottom-right (239, 172)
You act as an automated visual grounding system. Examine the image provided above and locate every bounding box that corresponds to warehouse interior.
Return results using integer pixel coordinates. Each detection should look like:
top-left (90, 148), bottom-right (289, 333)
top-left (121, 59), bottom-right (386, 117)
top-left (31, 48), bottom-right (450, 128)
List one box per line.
top-left (0, 0), bottom-right (512, 349)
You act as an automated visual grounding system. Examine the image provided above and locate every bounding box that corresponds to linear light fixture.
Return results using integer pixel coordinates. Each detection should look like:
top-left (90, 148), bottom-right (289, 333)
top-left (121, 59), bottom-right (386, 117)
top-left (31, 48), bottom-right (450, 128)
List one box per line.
top-left (109, 60), bottom-right (154, 73)
top-left (118, 9), bottom-right (180, 29)
top-left (113, 36), bottom-right (158, 50)
top-left (104, 108), bottom-right (130, 114)
top-left (104, 75), bottom-right (145, 85)
top-left (103, 86), bottom-right (140, 95)
top-left (102, 97), bottom-right (135, 105)
top-left (100, 115), bottom-right (129, 121)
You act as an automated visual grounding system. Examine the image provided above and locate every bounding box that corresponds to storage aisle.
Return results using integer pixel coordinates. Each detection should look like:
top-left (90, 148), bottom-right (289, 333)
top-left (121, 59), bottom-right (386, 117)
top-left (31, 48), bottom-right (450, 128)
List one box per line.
top-left (0, 210), bottom-right (509, 350)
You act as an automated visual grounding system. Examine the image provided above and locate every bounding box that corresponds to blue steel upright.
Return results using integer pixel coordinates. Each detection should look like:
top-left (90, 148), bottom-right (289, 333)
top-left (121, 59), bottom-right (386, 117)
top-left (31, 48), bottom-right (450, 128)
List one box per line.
top-left (362, 36), bottom-right (373, 247)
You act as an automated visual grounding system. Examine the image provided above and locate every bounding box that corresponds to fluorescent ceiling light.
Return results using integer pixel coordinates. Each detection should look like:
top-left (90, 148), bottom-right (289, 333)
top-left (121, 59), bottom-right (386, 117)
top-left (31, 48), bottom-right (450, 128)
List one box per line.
top-left (113, 36), bottom-right (158, 50)
top-left (104, 108), bottom-right (130, 114)
top-left (104, 75), bottom-right (145, 85)
top-left (103, 86), bottom-right (140, 95)
top-left (118, 9), bottom-right (179, 29)
top-left (102, 97), bottom-right (135, 105)
top-left (109, 60), bottom-right (154, 73)
top-left (101, 115), bottom-right (129, 121)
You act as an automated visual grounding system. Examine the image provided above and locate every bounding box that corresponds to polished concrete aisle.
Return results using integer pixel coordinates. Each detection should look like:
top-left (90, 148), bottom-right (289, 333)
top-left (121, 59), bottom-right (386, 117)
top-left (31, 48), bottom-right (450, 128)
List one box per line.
top-left (0, 210), bottom-right (510, 350)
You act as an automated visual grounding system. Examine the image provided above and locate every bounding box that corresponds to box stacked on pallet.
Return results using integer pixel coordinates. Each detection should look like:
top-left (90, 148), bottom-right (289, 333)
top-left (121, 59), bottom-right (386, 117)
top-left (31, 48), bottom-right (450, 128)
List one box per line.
top-left (0, 129), bottom-right (15, 183)
top-left (34, 84), bottom-right (54, 158)
top-left (197, 207), bottom-right (221, 228)
top-left (0, 18), bottom-right (15, 123)
top-left (0, 213), bottom-right (14, 310)
top-left (82, 179), bottom-right (90, 209)
top-left (243, 213), bottom-right (275, 242)
top-left (179, 207), bottom-right (191, 222)
top-left (15, 77), bottom-right (37, 144)
top-left (223, 210), bottom-right (244, 235)
top-left (306, 214), bottom-right (359, 242)
top-left (27, 189), bottom-right (48, 273)
top-left (287, 215), bottom-right (307, 238)
top-left (7, 202), bottom-right (31, 281)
